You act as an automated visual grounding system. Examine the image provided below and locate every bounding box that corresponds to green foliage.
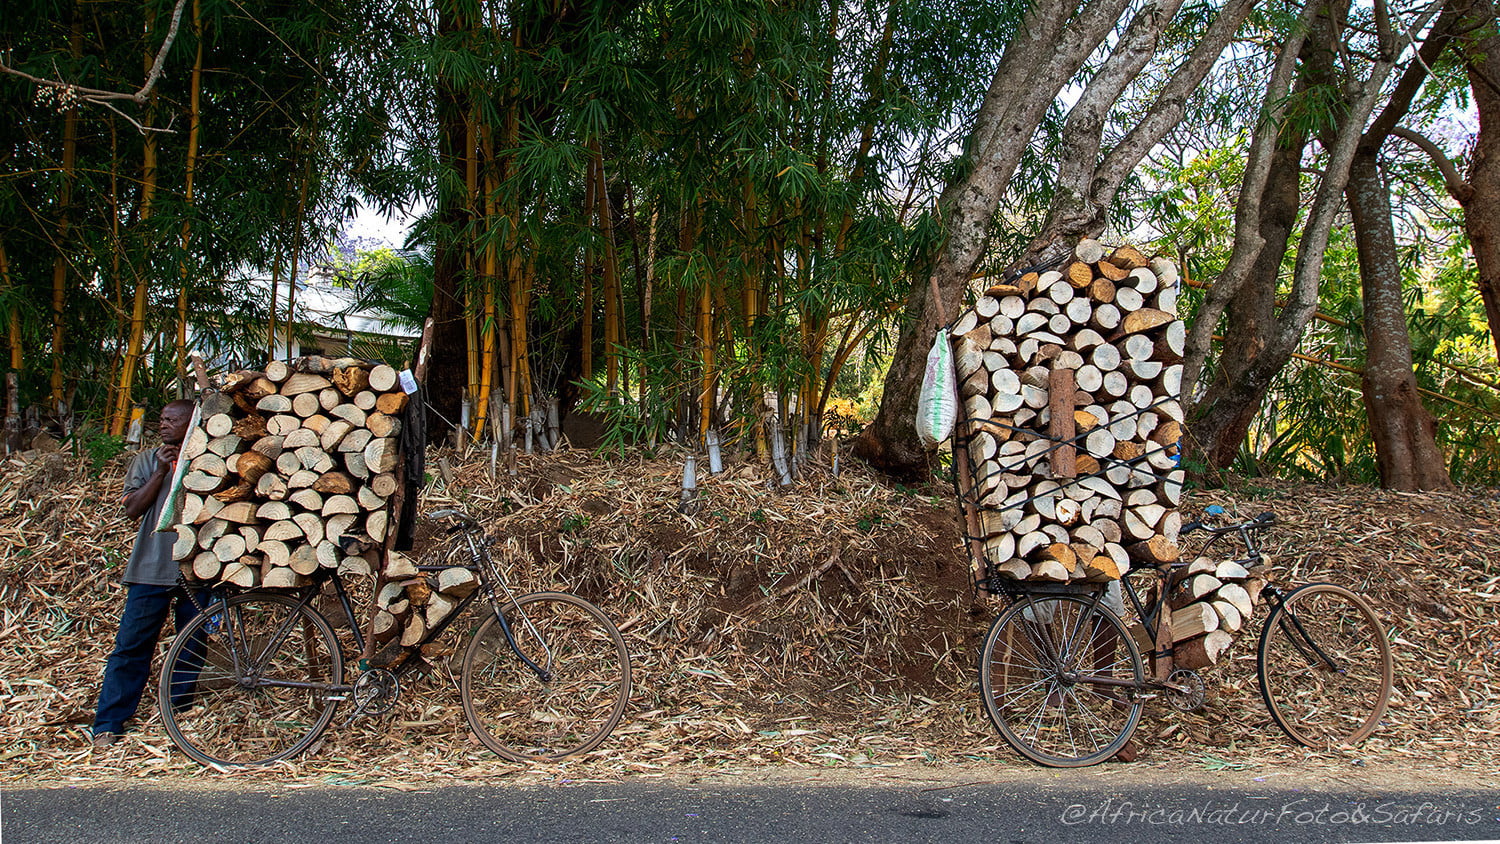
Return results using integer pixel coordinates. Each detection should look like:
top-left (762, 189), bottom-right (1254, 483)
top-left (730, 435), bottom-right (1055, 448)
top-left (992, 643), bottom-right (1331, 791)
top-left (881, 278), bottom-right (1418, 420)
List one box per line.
top-left (66, 426), bottom-right (127, 472)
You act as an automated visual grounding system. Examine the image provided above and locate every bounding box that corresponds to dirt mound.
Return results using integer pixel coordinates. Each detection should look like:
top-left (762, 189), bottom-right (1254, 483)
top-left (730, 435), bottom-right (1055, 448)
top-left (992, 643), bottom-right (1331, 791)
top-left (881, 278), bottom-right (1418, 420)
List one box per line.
top-left (0, 447), bottom-right (1496, 784)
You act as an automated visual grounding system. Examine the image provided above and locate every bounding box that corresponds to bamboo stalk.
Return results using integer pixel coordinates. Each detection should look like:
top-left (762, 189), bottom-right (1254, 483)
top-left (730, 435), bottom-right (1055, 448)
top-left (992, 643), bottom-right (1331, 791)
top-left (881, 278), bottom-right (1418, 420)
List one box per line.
top-left (173, 0), bottom-right (204, 398)
top-left (110, 9), bottom-right (155, 434)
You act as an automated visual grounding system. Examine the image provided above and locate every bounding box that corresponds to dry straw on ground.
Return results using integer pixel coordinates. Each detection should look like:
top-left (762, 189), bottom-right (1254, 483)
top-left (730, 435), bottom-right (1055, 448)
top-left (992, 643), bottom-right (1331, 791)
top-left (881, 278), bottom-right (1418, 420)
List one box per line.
top-left (1, 443), bottom-right (1496, 785)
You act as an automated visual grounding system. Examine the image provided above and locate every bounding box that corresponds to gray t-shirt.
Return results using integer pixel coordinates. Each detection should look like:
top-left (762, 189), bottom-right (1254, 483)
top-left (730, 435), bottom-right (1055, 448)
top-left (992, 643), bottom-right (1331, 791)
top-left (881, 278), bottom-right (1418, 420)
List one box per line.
top-left (122, 449), bottom-right (179, 585)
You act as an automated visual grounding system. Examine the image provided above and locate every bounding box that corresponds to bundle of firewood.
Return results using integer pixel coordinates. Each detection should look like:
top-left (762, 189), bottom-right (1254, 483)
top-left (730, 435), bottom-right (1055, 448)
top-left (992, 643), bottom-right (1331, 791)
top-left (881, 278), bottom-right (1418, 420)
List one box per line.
top-left (367, 550), bottom-right (481, 658)
top-left (954, 240), bottom-right (1186, 584)
top-left (169, 356), bottom-right (408, 588)
top-left (1168, 555), bottom-right (1271, 668)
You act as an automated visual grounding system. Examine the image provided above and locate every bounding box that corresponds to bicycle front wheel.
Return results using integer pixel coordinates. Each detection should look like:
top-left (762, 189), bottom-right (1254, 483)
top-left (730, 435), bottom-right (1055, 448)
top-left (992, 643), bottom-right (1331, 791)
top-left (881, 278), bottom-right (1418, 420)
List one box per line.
top-left (158, 592), bottom-right (343, 767)
top-left (462, 591), bottom-right (631, 762)
top-left (1257, 582), bottom-right (1393, 747)
top-left (979, 594), bottom-right (1144, 767)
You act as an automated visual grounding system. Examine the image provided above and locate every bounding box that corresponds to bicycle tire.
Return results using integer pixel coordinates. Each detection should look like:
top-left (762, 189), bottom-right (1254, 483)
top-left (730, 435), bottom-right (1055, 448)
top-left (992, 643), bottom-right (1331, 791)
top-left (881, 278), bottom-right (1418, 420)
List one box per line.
top-left (158, 592), bottom-right (343, 767)
top-left (979, 594), bottom-right (1144, 767)
top-left (461, 591), bottom-right (631, 762)
top-left (1257, 582), bottom-right (1392, 747)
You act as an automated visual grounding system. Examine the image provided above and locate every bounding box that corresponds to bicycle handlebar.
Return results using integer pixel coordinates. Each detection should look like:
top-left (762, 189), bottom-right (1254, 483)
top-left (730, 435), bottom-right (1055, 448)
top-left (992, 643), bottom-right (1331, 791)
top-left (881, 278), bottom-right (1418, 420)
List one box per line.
top-left (1180, 510), bottom-right (1277, 536)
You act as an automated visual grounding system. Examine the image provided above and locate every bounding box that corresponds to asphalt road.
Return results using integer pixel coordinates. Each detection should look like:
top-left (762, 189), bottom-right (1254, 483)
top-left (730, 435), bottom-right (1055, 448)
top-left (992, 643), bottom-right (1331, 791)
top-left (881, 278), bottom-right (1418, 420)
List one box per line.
top-left (4, 781), bottom-right (1498, 844)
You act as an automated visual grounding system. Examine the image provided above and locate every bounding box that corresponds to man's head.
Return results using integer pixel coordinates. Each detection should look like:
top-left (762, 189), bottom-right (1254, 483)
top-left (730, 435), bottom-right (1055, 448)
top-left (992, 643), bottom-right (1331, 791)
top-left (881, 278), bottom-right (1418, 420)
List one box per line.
top-left (160, 400), bottom-right (194, 446)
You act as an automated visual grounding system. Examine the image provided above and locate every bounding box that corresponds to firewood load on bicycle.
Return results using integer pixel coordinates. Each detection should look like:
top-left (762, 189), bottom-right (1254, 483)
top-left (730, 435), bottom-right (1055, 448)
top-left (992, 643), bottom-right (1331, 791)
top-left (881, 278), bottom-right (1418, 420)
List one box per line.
top-left (924, 239), bottom-right (1271, 667)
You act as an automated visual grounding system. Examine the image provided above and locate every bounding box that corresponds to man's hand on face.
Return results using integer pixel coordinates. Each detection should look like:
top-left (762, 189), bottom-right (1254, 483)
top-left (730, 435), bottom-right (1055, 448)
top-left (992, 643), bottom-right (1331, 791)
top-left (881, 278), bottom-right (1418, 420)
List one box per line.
top-left (156, 443), bottom-right (181, 466)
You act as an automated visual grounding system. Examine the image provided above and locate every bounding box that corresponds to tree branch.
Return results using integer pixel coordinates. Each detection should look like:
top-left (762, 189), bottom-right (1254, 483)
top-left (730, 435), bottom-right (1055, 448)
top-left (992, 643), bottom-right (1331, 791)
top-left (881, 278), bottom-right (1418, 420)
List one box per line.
top-left (0, 0), bottom-right (188, 131)
top-left (1390, 125), bottom-right (1474, 200)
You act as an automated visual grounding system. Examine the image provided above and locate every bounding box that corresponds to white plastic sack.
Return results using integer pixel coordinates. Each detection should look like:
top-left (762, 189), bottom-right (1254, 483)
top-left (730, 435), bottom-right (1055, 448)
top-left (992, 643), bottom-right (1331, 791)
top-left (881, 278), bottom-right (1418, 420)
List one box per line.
top-left (916, 327), bottom-right (958, 448)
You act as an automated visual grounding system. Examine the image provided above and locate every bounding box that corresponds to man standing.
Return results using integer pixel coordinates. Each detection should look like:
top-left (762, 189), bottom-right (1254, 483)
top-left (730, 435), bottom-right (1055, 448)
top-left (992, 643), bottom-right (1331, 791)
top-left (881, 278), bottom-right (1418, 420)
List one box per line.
top-left (91, 399), bottom-right (199, 747)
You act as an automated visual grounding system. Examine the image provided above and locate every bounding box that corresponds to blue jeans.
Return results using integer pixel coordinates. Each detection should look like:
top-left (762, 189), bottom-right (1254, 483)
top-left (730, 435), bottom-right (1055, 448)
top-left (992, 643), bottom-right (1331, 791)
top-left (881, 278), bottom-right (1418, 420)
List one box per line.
top-left (92, 583), bottom-right (204, 735)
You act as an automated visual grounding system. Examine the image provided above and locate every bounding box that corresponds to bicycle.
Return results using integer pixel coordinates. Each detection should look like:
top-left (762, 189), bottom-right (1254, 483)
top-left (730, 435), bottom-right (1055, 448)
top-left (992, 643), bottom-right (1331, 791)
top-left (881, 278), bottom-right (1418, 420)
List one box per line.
top-left (976, 508), bottom-right (1394, 767)
top-left (156, 509), bottom-right (632, 768)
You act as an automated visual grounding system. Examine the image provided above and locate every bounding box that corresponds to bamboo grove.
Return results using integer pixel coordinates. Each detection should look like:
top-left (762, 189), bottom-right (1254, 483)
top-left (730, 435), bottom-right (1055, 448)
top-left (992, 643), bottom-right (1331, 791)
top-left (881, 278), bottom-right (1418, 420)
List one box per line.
top-left (414, 0), bottom-right (1004, 452)
top-left (5, 0), bottom-right (1500, 489)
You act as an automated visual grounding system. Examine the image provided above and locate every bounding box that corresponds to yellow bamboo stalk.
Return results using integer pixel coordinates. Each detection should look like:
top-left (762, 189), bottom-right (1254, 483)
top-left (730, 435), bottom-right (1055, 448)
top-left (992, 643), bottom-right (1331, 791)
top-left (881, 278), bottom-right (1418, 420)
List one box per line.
top-left (473, 123), bottom-right (499, 440)
top-left (110, 10), bottom-right (158, 434)
top-left (174, 0), bottom-right (204, 395)
top-left (464, 107), bottom-right (480, 410)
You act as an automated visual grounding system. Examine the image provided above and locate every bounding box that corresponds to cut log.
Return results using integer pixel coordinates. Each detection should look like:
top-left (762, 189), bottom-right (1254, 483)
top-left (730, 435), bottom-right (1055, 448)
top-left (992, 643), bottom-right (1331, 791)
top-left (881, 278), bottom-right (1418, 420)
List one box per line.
top-left (279, 373), bottom-right (332, 397)
top-left (296, 446), bottom-right (335, 473)
top-left (1126, 536), bottom-right (1179, 565)
top-left (366, 510), bottom-right (389, 543)
top-left (331, 403), bottom-right (368, 428)
top-left (260, 539), bottom-right (292, 568)
top-left (1170, 602), bottom-right (1220, 640)
top-left (220, 561), bottom-right (259, 588)
top-left (192, 553), bottom-right (222, 582)
top-left (400, 614), bottom-right (427, 648)
top-left (375, 391), bottom-right (408, 415)
top-left (368, 365), bottom-right (398, 392)
top-left (333, 364), bottom-right (371, 396)
top-left (325, 512), bottom-right (358, 545)
top-left (212, 533), bottom-right (247, 563)
top-left (316, 493), bottom-right (357, 517)
top-left (286, 469), bottom-right (319, 489)
top-left (313, 471), bottom-right (356, 495)
top-left (1118, 308), bottom-right (1174, 336)
top-left (426, 593), bottom-right (459, 628)
top-left (1173, 630), bottom-right (1233, 669)
top-left (256, 394), bottom-right (293, 414)
top-left (320, 420), bottom-right (354, 451)
top-left (1217, 582), bottom-right (1254, 618)
top-left (339, 428), bottom-right (373, 454)
top-left (288, 488), bottom-right (324, 511)
top-left (283, 427), bottom-right (319, 450)
top-left (267, 415), bottom-right (301, 437)
top-left (366, 412), bottom-right (401, 439)
top-left (289, 544), bottom-right (320, 575)
top-left (291, 392), bottom-right (321, 418)
top-left (257, 500), bottom-right (293, 521)
top-left (262, 566), bottom-right (305, 589)
top-left (293, 512), bottom-right (325, 546)
top-left (263, 521), bottom-right (302, 543)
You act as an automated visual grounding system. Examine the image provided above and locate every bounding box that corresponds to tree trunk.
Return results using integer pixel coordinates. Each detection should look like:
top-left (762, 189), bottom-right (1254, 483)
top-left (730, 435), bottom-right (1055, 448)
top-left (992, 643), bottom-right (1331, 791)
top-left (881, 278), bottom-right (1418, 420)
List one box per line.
top-left (1191, 120), bottom-right (1308, 469)
top-left (1185, 0), bottom-right (1436, 470)
top-left (0, 241), bottom-right (21, 451)
top-left (1347, 153), bottom-right (1454, 489)
top-left (854, 0), bottom-right (1231, 479)
top-left (51, 13), bottom-right (83, 424)
top-left (427, 2), bottom-right (473, 440)
top-left (1461, 0), bottom-right (1500, 361)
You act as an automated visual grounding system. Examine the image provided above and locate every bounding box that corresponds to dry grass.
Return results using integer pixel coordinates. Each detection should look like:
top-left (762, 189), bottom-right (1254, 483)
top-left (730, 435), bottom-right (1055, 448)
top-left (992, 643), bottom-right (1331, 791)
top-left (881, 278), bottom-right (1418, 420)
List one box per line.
top-left (1, 445), bottom-right (1496, 786)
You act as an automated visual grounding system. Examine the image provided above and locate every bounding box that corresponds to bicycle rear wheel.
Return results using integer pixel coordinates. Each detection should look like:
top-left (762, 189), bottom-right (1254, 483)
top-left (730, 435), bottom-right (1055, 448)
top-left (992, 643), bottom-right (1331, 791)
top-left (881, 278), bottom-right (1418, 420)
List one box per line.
top-left (979, 594), bottom-right (1144, 767)
top-left (1257, 582), bottom-right (1392, 747)
top-left (158, 592), bottom-right (343, 767)
top-left (461, 591), bottom-right (631, 762)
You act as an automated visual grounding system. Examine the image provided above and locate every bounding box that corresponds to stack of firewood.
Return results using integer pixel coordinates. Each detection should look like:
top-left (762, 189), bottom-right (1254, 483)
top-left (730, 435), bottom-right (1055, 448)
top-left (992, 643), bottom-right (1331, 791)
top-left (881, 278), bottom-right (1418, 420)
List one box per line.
top-left (170, 356), bottom-right (407, 588)
top-left (367, 550), bottom-right (481, 653)
top-left (1167, 555), bottom-right (1271, 668)
top-left (954, 240), bottom-right (1186, 584)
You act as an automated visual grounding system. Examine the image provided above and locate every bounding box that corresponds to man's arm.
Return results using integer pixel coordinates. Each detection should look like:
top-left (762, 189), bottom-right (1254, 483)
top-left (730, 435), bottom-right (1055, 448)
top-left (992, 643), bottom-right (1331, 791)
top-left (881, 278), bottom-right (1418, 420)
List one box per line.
top-left (123, 445), bottom-right (178, 520)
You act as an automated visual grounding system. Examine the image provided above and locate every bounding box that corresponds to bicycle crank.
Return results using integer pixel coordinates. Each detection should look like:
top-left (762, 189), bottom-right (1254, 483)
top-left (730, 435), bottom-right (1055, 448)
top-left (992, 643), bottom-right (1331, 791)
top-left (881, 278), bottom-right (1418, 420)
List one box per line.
top-left (345, 668), bottom-right (402, 723)
top-left (1165, 668), bottom-right (1207, 712)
